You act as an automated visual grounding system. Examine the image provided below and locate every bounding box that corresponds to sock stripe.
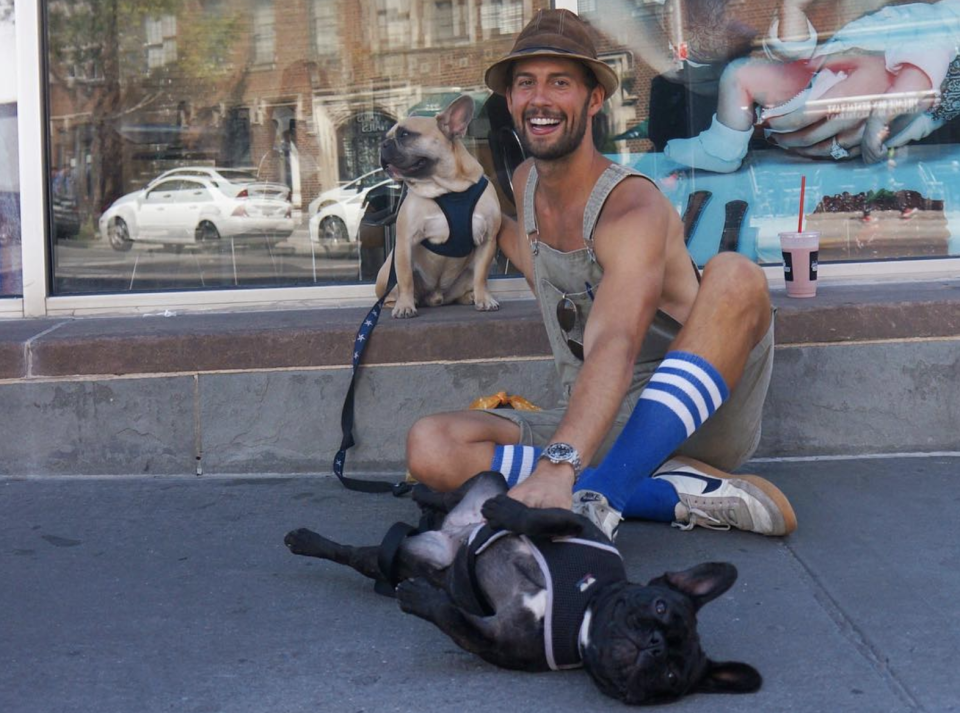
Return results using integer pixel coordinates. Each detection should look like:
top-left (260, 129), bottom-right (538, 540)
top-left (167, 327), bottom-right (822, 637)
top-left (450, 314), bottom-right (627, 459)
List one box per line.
top-left (649, 381), bottom-right (706, 429)
top-left (638, 389), bottom-right (697, 437)
top-left (657, 366), bottom-right (717, 415)
top-left (648, 372), bottom-right (710, 424)
top-left (520, 446), bottom-right (535, 479)
top-left (658, 357), bottom-right (726, 409)
top-left (491, 447), bottom-right (504, 473)
top-left (501, 447), bottom-right (515, 479)
top-left (494, 445), bottom-right (543, 487)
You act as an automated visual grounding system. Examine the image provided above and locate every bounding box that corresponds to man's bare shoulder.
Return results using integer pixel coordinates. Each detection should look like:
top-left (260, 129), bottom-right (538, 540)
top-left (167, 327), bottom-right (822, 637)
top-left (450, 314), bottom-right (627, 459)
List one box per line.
top-left (595, 174), bottom-right (673, 245)
top-left (605, 174), bottom-right (670, 221)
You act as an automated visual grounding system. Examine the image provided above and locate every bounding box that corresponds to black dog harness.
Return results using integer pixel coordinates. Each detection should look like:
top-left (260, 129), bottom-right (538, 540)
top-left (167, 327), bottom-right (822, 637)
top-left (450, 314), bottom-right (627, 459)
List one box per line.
top-left (422, 176), bottom-right (489, 258)
top-left (460, 524), bottom-right (626, 670)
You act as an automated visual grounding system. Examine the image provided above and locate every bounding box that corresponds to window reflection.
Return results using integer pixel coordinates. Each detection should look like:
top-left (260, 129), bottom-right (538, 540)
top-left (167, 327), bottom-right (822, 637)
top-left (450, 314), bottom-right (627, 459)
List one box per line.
top-left (44, 0), bottom-right (960, 297)
top-left (0, 1), bottom-right (19, 298)
top-left (45, 0), bottom-right (543, 295)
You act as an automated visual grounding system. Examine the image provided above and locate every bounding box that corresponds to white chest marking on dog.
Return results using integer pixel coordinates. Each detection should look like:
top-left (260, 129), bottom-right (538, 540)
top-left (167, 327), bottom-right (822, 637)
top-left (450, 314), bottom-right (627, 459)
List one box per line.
top-left (523, 590), bottom-right (548, 621)
top-left (578, 609), bottom-right (592, 653)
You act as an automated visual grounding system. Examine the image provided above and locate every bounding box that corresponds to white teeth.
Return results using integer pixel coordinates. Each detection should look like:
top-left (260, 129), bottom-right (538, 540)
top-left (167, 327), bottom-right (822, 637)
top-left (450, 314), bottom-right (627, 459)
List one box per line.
top-left (530, 117), bottom-right (560, 126)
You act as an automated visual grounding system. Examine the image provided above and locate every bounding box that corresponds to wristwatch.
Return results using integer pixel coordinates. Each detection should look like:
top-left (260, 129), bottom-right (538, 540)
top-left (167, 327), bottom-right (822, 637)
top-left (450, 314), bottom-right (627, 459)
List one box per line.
top-left (539, 442), bottom-right (583, 479)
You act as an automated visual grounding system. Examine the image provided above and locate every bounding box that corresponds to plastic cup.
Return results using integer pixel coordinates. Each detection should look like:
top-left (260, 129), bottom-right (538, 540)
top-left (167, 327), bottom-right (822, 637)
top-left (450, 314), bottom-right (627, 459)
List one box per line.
top-left (779, 231), bottom-right (820, 298)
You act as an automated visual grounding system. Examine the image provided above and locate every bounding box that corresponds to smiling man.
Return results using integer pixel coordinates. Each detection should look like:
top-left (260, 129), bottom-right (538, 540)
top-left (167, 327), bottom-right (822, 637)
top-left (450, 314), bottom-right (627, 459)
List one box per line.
top-left (405, 9), bottom-right (796, 542)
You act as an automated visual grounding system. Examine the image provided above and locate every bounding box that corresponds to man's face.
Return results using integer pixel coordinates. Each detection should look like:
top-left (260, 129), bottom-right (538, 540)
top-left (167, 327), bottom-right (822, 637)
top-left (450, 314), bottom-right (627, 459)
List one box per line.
top-left (506, 57), bottom-right (603, 161)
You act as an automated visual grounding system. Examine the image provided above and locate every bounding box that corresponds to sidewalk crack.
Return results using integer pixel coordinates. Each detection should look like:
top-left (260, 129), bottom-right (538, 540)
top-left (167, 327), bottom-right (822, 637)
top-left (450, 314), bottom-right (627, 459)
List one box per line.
top-left (783, 542), bottom-right (924, 712)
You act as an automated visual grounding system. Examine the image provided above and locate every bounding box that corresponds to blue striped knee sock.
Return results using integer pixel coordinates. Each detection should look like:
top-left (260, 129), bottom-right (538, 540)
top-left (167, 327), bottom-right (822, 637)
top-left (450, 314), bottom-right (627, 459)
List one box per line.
top-left (575, 351), bottom-right (730, 514)
top-left (491, 445), bottom-right (543, 487)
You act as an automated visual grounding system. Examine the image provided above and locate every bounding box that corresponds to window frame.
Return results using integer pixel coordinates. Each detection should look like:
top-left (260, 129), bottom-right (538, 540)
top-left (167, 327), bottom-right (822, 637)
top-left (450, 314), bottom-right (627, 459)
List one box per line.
top-left (7, 0), bottom-right (960, 320)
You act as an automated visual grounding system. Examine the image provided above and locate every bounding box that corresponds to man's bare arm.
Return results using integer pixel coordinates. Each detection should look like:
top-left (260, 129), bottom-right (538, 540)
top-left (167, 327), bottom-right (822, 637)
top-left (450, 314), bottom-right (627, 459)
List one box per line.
top-left (507, 180), bottom-right (672, 508)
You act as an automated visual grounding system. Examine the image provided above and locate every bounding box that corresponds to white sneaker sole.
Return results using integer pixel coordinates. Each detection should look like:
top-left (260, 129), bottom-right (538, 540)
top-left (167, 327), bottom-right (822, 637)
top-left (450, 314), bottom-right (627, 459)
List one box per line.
top-left (668, 456), bottom-right (798, 535)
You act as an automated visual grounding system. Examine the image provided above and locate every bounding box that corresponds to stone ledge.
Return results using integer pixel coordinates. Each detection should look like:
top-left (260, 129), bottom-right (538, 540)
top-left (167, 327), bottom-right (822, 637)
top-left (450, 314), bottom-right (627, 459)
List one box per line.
top-left (2, 279), bottom-right (959, 380)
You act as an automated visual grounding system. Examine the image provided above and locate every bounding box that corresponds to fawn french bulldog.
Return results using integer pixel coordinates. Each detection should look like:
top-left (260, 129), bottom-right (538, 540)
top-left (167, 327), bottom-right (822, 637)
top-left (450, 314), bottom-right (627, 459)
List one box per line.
top-left (377, 95), bottom-right (501, 318)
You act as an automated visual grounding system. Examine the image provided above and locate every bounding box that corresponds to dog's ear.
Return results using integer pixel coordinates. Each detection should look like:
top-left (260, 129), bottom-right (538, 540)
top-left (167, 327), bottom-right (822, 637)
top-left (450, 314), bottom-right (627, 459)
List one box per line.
top-left (694, 660), bottom-right (762, 694)
top-left (437, 95), bottom-right (475, 141)
top-left (649, 562), bottom-right (738, 610)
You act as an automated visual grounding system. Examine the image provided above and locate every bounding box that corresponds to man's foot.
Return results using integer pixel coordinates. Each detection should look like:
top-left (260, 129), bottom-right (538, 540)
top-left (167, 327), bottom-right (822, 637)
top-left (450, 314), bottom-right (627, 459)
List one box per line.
top-left (652, 457), bottom-right (797, 536)
top-left (572, 490), bottom-right (623, 542)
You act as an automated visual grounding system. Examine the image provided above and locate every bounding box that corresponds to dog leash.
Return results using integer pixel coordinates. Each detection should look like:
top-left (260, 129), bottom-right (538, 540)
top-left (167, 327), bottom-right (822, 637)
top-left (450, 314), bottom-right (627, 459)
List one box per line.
top-left (333, 183), bottom-right (411, 495)
top-left (333, 254), bottom-right (412, 495)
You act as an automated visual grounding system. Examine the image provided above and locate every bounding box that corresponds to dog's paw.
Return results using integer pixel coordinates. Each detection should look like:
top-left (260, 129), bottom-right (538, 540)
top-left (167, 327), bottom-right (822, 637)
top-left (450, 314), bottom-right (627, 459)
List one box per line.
top-left (284, 528), bottom-right (336, 558)
top-left (392, 296), bottom-right (418, 318)
top-left (396, 578), bottom-right (444, 616)
top-left (473, 293), bottom-right (500, 312)
top-left (284, 528), bottom-right (319, 555)
top-left (481, 493), bottom-right (528, 530)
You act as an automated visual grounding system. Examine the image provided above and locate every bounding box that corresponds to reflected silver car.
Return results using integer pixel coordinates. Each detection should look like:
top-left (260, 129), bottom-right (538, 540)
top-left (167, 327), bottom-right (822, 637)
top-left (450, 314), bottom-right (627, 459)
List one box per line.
top-left (99, 176), bottom-right (294, 251)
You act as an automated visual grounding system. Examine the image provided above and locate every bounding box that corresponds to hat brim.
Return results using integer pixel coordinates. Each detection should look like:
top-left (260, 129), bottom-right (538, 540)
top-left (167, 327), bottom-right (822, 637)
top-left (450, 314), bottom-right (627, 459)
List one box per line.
top-left (485, 50), bottom-right (619, 99)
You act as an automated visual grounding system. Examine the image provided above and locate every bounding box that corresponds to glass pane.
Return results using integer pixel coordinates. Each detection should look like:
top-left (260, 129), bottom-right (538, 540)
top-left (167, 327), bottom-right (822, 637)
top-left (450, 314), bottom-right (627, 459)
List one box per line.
top-left (1, 1), bottom-right (20, 298)
top-left (45, 0), bottom-right (540, 295)
top-left (577, 0), bottom-right (960, 266)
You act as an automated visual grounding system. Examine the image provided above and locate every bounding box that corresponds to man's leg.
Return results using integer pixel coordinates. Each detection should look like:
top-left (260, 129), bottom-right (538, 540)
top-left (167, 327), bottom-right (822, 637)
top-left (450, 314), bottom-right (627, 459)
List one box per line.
top-left (408, 408), bottom-right (553, 492)
top-left (574, 254), bottom-right (795, 537)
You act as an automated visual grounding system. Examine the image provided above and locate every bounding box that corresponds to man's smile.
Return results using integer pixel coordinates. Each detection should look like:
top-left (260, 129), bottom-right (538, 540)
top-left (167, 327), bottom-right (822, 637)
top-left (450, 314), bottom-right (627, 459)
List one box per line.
top-left (526, 114), bottom-right (564, 136)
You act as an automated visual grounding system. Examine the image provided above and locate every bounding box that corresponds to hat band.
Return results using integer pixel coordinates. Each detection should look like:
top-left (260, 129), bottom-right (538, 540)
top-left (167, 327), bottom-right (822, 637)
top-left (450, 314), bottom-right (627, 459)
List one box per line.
top-left (512, 45), bottom-right (596, 59)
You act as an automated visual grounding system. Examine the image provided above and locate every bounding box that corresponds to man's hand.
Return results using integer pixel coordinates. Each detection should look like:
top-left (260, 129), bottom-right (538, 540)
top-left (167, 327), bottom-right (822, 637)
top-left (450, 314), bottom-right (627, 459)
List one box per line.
top-left (506, 461), bottom-right (576, 510)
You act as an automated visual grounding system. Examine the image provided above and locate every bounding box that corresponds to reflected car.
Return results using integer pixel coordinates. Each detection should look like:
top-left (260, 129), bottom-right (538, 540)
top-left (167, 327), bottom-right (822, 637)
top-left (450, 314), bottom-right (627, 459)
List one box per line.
top-left (149, 167), bottom-right (290, 200)
top-left (308, 169), bottom-right (398, 242)
top-left (99, 176), bottom-right (294, 251)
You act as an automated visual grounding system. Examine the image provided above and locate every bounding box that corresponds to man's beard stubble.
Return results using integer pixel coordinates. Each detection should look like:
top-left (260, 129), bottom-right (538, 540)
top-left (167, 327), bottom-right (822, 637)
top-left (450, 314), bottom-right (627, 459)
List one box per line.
top-left (517, 94), bottom-right (592, 161)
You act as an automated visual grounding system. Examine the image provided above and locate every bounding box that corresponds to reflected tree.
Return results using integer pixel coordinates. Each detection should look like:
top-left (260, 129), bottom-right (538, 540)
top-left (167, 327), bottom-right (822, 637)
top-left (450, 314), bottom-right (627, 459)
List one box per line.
top-left (47, 0), bottom-right (243, 210)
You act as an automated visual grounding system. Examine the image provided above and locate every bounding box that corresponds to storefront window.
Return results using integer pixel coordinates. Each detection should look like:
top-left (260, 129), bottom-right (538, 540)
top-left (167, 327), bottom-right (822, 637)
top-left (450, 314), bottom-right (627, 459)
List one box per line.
top-left (44, 0), bottom-right (543, 295)
top-left (1, 0), bottom-right (21, 298)
top-left (43, 0), bottom-right (960, 297)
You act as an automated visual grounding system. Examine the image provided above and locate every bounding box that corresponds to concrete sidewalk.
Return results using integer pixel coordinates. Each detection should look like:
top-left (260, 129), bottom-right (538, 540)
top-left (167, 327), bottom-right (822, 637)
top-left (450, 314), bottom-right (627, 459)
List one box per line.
top-left (2, 456), bottom-right (959, 713)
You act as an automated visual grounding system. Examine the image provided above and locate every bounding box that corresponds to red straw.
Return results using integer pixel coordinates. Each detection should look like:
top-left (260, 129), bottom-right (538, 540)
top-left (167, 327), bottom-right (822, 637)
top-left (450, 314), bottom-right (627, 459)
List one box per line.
top-left (798, 175), bottom-right (806, 232)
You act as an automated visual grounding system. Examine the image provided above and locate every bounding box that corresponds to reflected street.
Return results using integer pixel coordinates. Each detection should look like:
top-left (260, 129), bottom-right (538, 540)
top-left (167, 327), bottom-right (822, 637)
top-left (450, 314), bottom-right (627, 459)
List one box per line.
top-left (53, 223), bottom-right (374, 293)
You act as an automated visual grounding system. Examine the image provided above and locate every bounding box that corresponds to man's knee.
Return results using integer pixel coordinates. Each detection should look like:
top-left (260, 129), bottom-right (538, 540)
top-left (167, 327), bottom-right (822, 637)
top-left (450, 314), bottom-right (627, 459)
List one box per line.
top-left (406, 414), bottom-right (447, 473)
top-left (701, 254), bottom-right (771, 333)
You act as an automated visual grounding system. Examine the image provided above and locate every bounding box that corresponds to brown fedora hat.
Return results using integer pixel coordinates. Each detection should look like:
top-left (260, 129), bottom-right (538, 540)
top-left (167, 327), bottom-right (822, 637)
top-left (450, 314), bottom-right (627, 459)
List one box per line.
top-left (485, 9), bottom-right (618, 98)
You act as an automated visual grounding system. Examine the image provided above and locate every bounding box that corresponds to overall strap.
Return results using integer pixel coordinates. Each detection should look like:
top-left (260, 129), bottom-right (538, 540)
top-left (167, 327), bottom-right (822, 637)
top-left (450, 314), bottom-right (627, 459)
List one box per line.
top-left (522, 164), bottom-right (540, 237)
top-left (582, 163), bottom-right (649, 259)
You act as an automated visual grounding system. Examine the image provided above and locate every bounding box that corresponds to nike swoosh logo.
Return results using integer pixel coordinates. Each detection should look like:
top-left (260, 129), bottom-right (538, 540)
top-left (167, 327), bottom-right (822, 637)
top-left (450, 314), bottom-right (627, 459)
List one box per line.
top-left (658, 471), bottom-right (722, 494)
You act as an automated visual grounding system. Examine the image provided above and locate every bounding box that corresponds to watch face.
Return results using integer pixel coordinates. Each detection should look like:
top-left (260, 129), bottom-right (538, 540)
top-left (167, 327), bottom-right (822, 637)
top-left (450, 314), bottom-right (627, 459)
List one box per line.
top-left (547, 443), bottom-right (575, 460)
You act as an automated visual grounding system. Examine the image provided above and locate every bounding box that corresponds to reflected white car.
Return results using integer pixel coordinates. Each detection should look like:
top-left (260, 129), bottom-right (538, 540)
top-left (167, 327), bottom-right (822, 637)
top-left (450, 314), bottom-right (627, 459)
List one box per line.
top-left (308, 169), bottom-right (398, 242)
top-left (99, 176), bottom-right (294, 251)
top-left (106, 167), bottom-right (290, 213)
top-left (147, 167), bottom-right (290, 200)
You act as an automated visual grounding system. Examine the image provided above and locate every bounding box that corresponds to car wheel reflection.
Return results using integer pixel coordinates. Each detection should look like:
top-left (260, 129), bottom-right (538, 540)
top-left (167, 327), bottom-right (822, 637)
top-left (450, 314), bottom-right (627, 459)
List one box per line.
top-left (320, 216), bottom-right (348, 242)
top-left (109, 218), bottom-right (133, 252)
top-left (196, 220), bottom-right (222, 249)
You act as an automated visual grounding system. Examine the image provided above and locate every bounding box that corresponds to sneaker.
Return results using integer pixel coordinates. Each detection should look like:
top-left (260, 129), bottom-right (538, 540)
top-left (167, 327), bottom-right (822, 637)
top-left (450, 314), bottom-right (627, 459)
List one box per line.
top-left (653, 458), bottom-right (797, 536)
top-left (572, 490), bottom-right (623, 542)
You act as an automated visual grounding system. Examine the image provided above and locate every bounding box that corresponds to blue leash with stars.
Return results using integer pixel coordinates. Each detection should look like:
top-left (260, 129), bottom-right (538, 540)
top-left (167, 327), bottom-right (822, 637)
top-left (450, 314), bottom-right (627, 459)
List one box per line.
top-left (333, 254), bottom-right (411, 495)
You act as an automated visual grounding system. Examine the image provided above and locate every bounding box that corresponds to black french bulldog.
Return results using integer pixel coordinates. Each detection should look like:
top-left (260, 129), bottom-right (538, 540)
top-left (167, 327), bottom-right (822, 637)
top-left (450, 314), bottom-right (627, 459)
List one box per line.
top-left (284, 471), bottom-right (761, 705)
